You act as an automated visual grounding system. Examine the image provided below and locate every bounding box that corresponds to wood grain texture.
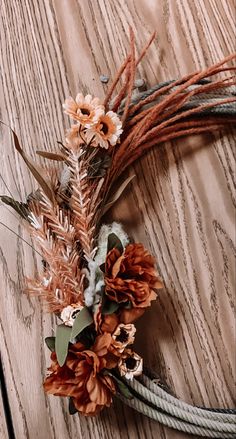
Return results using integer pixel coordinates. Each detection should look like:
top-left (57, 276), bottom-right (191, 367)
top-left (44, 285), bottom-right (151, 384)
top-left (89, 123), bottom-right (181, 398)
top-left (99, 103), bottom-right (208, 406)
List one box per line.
top-left (0, 1), bottom-right (235, 438)
top-left (0, 393), bottom-right (8, 439)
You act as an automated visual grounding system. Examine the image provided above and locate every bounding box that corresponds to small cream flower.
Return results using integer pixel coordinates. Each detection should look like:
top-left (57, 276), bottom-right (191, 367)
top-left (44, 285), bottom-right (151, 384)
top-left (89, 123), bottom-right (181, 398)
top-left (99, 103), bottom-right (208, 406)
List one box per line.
top-left (118, 351), bottom-right (143, 380)
top-left (112, 324), bottom-right (136, 353)
top-left (85, 111), bottom-right (123, 149)
top-left (60, 304), bottom-right (83, 327)
top-left (63, 94), bottom-right (104, 126)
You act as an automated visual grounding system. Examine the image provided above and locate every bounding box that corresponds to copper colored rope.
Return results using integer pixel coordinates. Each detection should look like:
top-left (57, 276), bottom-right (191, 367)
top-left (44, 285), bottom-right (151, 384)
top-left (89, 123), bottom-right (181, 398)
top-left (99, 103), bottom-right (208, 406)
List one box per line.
top-left (112, 64), bottom-right (131, 113)
top-left (119, 123), bottom-right (233, 175)
top-left (103, 55), bottom-right (131, 109)
top-left (129, 64), bottom-right (236, 118)
top-left (122, 28), bottom-right (136, 123)
top-left (110, 59), bottom-right (236, 178)
top-left (128, 56), bottom-right (236, 146)
top-left (105, 32), bottom-right (156, 112)
top-left (126, 74), bottom-right (236, 129)
top-left (135, 32), bottom-right (156, 67)
top-left (134, 96), bottom-right (236, 148)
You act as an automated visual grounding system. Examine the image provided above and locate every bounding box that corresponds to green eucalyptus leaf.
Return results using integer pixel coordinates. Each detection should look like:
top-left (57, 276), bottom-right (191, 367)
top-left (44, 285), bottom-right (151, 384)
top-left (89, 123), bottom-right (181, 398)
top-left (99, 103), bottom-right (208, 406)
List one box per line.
top-left (55, 325), bottom-right (72, 367)
top-left (113, 377), bottom-right (134, 399)
top-left (70, 307), bottom-right (93, 340)
top-left (107, 233), bottom-right (123, 253)
top-left (99, 263), bottom-right (106, 273)
top-left (69, 397), bottom-right (78, 415)
top-left (45, 336), bottom-right (55, 352)
top-left (101, 298), bottom-right (119, 315)
top-left (104, 372), bottom-right (133, 399)
top-left (114, 377), bottom-right (133, 399)
top-left (123, 301), bottom-right (132, 309)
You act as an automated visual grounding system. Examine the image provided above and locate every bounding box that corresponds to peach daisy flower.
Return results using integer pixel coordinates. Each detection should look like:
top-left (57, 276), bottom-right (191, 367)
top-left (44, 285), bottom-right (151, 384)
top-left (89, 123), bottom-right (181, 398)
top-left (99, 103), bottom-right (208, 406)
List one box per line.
top-left (63, 94), bottom-right (104, 126)
top-left (85, 111), bottom-right (123, 149)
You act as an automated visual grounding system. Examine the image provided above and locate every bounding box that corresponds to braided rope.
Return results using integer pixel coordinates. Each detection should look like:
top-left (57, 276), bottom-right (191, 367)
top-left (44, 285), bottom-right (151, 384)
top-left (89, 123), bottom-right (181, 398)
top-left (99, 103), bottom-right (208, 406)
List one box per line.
top-left (117, 394), bottom-right (236, 438)
top-left (127, 80), bottom-right (236, 107)
top-left (125, 378), bottom-right (236, 433)
top-left (113, 80), bottom-right (236, 436)
top-left (116, 80), bottom-right (236, 118)
top-left (142, 367), bottom-right (236, 416)
top-left (139, 374), bottom-right (236, 423)
top-left (116, 83), bottom-right (236, 436)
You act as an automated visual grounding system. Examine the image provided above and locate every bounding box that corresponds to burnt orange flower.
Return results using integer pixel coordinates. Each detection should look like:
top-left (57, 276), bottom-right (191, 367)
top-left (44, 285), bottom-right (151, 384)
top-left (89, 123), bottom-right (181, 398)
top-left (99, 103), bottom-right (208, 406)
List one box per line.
top-left (105, 243), bottom-right (163, 310)
top-left (44, 334), bottom-right (117, 415)
top-left (94, 304), bottom-right (119, 334)
top-left (120, 307), bottom-right (145, 324)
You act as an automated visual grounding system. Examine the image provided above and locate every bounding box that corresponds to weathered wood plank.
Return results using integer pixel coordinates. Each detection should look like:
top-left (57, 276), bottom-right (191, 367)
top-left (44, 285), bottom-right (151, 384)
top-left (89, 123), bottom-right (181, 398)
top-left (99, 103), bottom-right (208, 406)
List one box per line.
top-left (0, 1), bottom-right (235, 438)
top-left (0, 393), bottom-right (8, 439)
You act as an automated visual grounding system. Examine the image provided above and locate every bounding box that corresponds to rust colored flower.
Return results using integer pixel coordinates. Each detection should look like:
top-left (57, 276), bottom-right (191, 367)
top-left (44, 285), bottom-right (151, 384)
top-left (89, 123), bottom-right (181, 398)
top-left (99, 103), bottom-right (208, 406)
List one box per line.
top-left (105, 243), bottom-right (163, 310)
top-left (119, 307), bottom-right (145, 324)
top-left (44, 333), bottom-right (117, 415)
top-left (94, 304), bottom-right (119, 334)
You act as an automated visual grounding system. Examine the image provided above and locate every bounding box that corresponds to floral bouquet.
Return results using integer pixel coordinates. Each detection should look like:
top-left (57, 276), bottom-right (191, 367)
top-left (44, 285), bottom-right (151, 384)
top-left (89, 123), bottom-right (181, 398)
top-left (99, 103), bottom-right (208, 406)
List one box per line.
top-left (2, 30), bottom-right (236, 436)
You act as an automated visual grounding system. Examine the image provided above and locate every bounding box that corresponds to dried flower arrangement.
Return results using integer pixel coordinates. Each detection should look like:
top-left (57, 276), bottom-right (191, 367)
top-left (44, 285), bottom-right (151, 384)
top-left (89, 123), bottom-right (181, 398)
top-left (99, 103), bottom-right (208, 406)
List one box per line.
top-left (1, 30), bottom-right (236, 437)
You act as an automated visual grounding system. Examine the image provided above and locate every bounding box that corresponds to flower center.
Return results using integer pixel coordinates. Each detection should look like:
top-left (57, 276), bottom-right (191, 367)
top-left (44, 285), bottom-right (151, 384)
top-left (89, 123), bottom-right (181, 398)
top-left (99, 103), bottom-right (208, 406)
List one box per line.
top-left (100, 122), bottom-right (109, 135)
top-left (80, 107), bottom-right (90, 116)
top-left (125, 357), bottom-right (137, 370)
top-left (116, 328), bottom-right (129, 343)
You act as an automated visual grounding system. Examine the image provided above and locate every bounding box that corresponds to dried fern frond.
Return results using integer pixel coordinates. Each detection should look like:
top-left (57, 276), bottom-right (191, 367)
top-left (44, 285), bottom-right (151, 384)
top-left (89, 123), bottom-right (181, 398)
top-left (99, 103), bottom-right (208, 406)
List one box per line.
top-left (27, 224), bottom-right (83, 312)
top-left (67, 148), bottom-right (96, 261)
top-left (39, 192), bottom-right (75, 248)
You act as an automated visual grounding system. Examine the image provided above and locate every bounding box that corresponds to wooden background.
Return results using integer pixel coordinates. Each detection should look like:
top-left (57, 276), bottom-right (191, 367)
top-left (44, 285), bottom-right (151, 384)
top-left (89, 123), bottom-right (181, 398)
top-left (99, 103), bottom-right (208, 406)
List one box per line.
top-left (0, 1), bottom-right (235, 438)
